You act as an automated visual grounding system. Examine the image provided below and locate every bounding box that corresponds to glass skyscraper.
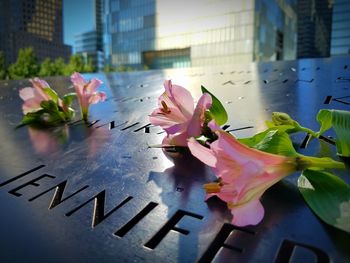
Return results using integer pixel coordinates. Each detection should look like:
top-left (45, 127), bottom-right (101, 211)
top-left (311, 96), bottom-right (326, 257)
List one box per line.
top-left (0, 0), bottom-right (71, 65)
top-left (331, 0), bottom-right (350, 56)
top-left (105, 0), bottom-right (297, 69)
top-left (74, 0), bottom-right (104, 71)
top-left (296, 0), bottom-right (333, 58)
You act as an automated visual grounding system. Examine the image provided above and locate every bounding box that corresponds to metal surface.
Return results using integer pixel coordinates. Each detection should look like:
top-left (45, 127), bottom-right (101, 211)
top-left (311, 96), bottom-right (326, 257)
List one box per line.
top-left (0, 56), bottom-right (350, 263)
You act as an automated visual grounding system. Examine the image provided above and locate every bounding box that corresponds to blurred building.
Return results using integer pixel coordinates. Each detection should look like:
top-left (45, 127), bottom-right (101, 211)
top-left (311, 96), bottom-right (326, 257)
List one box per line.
top-left (331, 0), bottom-right (350, 56)
top-left (0, 0), bottom-right (71, 65)
top-left (297, 0), bottom-right (333, 58)
top-left (75, 31), bottom-right (105, 71)
top-left (254, 0), bottom-right (297, 61)
top-left (105, 0), bottom-right (297, 69)
top-left (74, 0), bottom-right (104, 71)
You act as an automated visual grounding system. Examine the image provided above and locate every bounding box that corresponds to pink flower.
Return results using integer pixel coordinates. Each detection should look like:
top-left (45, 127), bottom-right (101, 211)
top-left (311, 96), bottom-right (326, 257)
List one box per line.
top-left (149, 80), bottom-right (212, 146)
top-left (187, 121), bottom-right (297, 226)
top-left (19, 78), bottom-right (53, 114)
top-left (71, 72), bottom-right (106, 121)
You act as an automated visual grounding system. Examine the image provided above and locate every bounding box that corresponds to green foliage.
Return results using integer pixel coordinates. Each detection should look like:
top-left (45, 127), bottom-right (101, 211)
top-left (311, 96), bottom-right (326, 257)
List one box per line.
top-left (0, 51), bottom-right (7, 80)
top-left (38, 57), bottom-right (66, 77)
top-left (38, 58), bottom-right (56, 77)
top-left (298, 169), bottom-right (350, 233)
top-left (201, 85), bottom-right (228, 125)
top-left (83, 57), bottom-right (95, 73)
top-left (115, 65), bottom-right (134, 72)
top-left (63, 54), bottom-right (97, 75)
top-left (62, 93), bottom-right (76, 107)
top-left (239, 129), bottom-right (344, 169)
top-left (64, 54), bottom-right (86, 76)
top-left (315, 109), bottom-right (350, 157)
top-left (103, 64), bottom-right (114, 73)
top-left (316, 109), bottom-right (333, 137)
top-left (331, 110), bottom-right (350, 157)
top-left (52, 58), bottom-right (66, 76)
top-left (8, 47), bottom-right (39, 79)
top-left (242, 129), bottom-right (298, 157)
top-left (20, 98), bottom-right (75, 127)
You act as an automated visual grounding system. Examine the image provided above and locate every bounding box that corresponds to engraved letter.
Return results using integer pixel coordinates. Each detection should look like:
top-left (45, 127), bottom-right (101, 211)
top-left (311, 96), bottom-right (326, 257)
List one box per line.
top-left (144, 209), bottom-right (203, 249)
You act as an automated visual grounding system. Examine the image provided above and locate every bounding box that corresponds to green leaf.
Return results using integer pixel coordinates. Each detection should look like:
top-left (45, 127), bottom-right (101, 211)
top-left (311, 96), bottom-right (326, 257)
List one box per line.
top-left (239, 129), bottom-right (298, 156)
top-left (298, 169), bottom-right (350, 233)
top-left (201, 85), bottom-right (228, 125)
top-left (253, 130), bottom-right (298, 156)
top-left (331, 110), bottom-right (350, 157)
top-left (43, 87), bottom-right (59, 104)
top-left (316, 109), bottom-right (332, 137)
top-left (63, 92), bottom-right (76, 107)
top-left (238, 129), bottom-right (270, 148)
top-left (40, 100), bottom-right (59, 113)
top-left (65, 107), bottom-right (75, 120)
top-left (19, 111), bottom-right (43, 127)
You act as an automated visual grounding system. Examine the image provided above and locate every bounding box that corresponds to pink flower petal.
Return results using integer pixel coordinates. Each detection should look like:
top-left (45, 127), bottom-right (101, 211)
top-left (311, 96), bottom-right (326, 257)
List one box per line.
top-left (30, 79), bottom-right (51, 101)
top-left (31, 78), bottom-right (50, 89)
top-left (162, 133), bottom-right (189, 147)
top-left (230, 199), bottom-right (264, 226)
top-left (208, 120), bottom-right (221, 131)
top-left (86, 78), bottom-right (103, 93)
top-left (89, 91), bottom-right (106, 104)
top-left (216, 130), bottom-right (288, 166)
top-left (164, 80), bottom-right (194, 119)
top-left (19, 87), bottom-right (35, 100)
top-left (188, 138), bottom-right (217, 167)
top-left (71, 72), bottom-right (86, 88)
top-left (149, 110), bottom-right (186, 133)
top-left (149, 107), bottom-right (189, 134)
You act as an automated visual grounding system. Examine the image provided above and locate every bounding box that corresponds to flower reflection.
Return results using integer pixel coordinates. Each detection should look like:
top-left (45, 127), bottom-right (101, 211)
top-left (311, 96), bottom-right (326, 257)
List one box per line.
top-left (28, 125), bottom-right (69, 154)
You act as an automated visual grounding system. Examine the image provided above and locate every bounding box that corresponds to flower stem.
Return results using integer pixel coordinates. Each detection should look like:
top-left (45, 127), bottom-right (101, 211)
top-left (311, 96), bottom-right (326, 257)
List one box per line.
top-left (299, 126), bottom-right (318, 138)
top-left (298, 156), bottom-right (345, 170)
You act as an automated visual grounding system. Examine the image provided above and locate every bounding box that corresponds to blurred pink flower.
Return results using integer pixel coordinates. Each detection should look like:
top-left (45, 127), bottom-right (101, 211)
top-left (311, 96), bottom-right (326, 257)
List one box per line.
top-left (149, 80), bottom-right (212, 146)
top-left (28, 125), bottom-right (69, 154)
top-left (19, 78), bottom-right (53, 114)
top-left (71, 72), bottom-right (106, 121)
top-left (188, 121), bottom-right (297, 226)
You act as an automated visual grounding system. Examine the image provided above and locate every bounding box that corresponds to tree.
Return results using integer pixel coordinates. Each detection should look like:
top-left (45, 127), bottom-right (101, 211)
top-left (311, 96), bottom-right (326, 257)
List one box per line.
top-left (103, 64), bottom-right (114, 73)
top-left (39, 57), bottom-right (68, 77)
top-left (8, 47), bottom-right (39, 79)
top-left (115, 65), bottom-right (134, 72)
top-left (38, 58), bottom-right (55, 77)
top-left (0, 51), bottom-right (6, 80)
top-left (83, 57), bottom-right (95, 73)
top-left (52, 58), bottom-right (66, 76)
top-left (64, 54), bottom-right (86, 76)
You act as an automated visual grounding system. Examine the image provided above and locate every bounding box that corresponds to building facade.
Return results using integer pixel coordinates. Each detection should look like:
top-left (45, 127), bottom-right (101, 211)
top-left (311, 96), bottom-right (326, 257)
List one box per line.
top-left (254, 0), bottom-right (297, 61)
top-left (0, 0), bottom-right (71, 65)
top-left (297, 0), bottom-right (333, 58)
top-left (75, 31), bottom-right (105, 71)
top-left (331, 0), bottom-right (350, 56)
top-left (105, 0), bottom-right (297, 69)
top-left (74, 0), bottom-right (104, 71)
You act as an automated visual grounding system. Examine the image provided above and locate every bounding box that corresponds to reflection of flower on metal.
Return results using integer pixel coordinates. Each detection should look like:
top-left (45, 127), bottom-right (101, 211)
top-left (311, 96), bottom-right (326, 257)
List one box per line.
top-left (28, 125), bottom-right (69, 154)
top-left (86, 125), bottom-right (110, 158)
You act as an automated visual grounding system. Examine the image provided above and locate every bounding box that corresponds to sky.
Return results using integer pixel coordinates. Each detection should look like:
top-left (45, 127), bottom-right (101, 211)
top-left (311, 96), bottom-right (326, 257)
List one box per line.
top-left (63, 0), bottom-right (95, 49)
